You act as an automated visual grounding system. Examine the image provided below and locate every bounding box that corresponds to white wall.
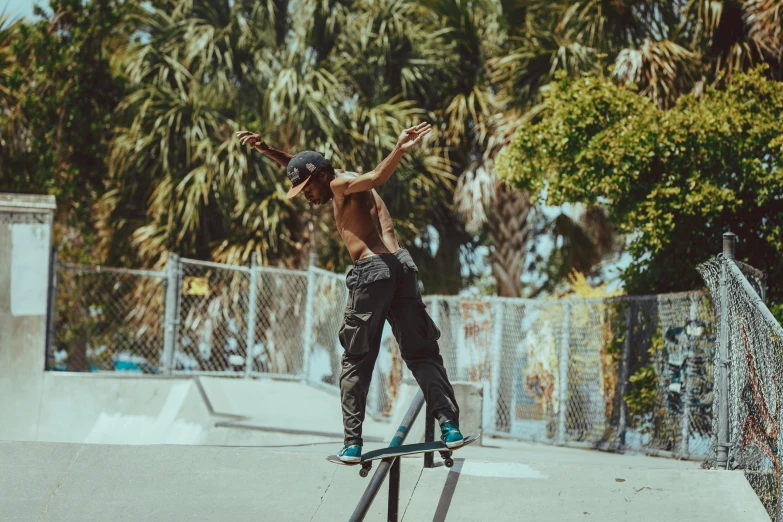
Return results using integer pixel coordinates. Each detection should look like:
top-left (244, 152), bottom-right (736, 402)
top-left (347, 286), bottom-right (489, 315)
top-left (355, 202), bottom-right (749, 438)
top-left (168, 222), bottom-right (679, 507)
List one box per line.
top-left (0, 194), bottom-right (56, 441)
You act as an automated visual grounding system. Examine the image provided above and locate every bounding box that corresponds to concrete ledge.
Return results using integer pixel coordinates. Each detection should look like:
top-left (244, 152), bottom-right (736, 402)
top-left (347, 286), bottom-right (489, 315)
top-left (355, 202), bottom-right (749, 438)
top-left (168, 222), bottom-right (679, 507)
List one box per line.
top-left (214, 419), bottom-right (384, 442)
top-left (0, 193), bottom-right (56, 212)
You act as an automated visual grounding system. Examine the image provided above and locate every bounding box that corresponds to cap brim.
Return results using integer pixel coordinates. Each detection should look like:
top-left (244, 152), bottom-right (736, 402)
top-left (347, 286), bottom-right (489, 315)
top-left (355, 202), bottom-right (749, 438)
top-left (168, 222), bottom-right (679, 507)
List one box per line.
top-left (286, 176), bottom-right (312, 199)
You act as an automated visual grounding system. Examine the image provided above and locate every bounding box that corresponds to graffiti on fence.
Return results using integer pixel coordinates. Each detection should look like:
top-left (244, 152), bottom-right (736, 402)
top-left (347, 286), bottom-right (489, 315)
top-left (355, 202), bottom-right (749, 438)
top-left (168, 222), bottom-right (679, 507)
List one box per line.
top-left (521, 321), bottom-right (559, 416)
top-left (659, 320), bottom-right (713, 418)
top-left (457, 301), bottom-right (492, 382)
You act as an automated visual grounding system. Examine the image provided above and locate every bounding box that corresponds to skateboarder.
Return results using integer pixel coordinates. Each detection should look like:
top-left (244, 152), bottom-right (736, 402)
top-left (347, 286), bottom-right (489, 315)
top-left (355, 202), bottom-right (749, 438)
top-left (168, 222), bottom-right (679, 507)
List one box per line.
top-left (237, 123), bottom-right (463, 462)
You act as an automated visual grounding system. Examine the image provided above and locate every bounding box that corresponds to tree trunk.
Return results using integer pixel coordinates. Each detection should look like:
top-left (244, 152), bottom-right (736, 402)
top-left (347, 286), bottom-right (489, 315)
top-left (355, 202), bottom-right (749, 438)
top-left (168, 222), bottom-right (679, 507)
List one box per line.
top-left (488, 184), bottom-right (532, 297)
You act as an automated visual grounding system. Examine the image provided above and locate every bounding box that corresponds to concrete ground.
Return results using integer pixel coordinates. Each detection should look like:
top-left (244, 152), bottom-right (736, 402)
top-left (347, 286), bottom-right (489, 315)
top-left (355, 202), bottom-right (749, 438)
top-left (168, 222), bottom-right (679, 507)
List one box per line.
top-left (0, 374), bottom-right (770, 521)
top-left (1, 436), bottom-right (769, 522)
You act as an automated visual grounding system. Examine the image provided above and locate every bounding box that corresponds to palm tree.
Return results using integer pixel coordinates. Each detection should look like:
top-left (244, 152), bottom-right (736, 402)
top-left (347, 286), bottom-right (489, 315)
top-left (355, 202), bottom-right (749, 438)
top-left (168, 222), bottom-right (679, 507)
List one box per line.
top-left (528, 0), bottom-right (783, 107)
top-left (744, 0), bottom-right (783, 78)
top-left (98, 0), bottom-right (458, 272)
top-left (406, 0), bottom-right (534, 297)
top-left (97, 0), bottom-right (281, 267)
top-left (418, 0), bottom-right (614, 297)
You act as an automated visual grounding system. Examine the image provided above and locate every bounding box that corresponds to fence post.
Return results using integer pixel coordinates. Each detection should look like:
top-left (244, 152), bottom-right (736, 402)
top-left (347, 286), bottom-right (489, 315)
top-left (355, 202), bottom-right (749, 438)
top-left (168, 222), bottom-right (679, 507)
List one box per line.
top-left (244, 253), bottom-right (259, 378)
top-left (679, 295), bottom-right (699, 459)
top-left (487, 299), bottom-right (504, 435)
top-left (302, 253), bottom-right (317, 382)
top-left (616, 301), bottom-right (634, 448)
top-left (44, 246), bottom-right (59, 371)
top-left (716, 232), bottom-right (736, 469)
top-left (429, 298), bottom-right (441, 328)
top-left (428, 298), bottom-right (441, 384)
top-left (162, 253), bottom-right (180, 375)
top-left (557, 302), bottom-right (571, 445)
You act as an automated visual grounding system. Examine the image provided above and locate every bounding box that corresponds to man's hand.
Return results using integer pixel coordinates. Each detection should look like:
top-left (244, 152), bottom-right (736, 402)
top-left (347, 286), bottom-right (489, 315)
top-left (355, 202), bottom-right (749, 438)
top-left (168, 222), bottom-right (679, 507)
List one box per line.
top-left (236, 130), bottom-right (269, 152)
top-left (334, 122), bottom-right (433, 196)
top-left (236, 131), bottom-right (294, 167)
top-left (396, 122), bottom-right (432, 151)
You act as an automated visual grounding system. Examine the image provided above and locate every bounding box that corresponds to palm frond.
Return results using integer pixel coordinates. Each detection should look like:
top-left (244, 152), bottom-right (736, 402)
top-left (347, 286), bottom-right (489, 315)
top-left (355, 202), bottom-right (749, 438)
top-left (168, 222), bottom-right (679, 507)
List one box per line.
top-left (744, 0), bottom-right (783, 62)
top-left (613, 38), bottom-right (698, 108)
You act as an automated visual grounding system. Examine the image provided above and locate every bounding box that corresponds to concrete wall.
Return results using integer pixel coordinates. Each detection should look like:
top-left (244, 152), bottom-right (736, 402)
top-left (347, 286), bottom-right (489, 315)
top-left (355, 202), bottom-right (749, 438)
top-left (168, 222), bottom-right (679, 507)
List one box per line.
top-left (0, 194), bottom-right (56, 441)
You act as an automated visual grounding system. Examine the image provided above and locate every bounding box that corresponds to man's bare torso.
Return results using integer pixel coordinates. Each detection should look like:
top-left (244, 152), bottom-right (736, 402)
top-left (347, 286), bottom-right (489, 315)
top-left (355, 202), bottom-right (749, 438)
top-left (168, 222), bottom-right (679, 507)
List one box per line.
top-left (331, 171), bottom-right (401, 262)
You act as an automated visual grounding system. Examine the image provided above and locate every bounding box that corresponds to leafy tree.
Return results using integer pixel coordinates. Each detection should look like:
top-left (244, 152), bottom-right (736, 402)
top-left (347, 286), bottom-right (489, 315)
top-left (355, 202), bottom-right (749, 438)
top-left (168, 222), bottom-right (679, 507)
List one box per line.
top-left (477, 0), bottom-right (783, 296)
top-left (7, 0), bottom-right (783, 297)
top-left (0, 0), bottom-right (136, 235)
top-left (0, 15), bottom-right (23, 175)
top-left (497, 67), bottom-right (783, 303)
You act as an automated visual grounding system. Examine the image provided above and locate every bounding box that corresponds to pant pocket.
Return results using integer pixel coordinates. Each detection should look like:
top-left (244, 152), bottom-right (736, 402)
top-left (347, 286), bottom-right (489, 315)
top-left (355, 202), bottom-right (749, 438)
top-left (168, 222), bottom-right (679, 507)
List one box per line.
top-left (360, 265), bottom-right (391, 285)
top-left (339, 310), bottom-right (373, 355)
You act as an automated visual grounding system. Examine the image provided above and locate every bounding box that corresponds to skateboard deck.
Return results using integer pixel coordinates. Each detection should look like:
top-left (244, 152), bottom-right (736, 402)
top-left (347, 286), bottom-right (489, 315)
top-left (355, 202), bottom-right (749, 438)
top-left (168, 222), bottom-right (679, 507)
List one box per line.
top-left (326, 435), bottom-right (478, 477)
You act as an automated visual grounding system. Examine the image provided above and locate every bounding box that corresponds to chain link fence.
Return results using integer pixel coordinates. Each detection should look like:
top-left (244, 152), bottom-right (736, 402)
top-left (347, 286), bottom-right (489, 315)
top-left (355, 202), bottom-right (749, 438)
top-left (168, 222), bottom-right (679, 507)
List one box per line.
top-left (424, 292), bottom-right (715, 459)
top-left (50, 255), bottom-right (395, 419)
top-left (698, 239), bottom-right (783, 520)
top-left (50, 262), bottom-right (166, 372)
top-left (175, 258), bottom-right (252, 375)
top-left (52, 252), bottom-right (722, 462)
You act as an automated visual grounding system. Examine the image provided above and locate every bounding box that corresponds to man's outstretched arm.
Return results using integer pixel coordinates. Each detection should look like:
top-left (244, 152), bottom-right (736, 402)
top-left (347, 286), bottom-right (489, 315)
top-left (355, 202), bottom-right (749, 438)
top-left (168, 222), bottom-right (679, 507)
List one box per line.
top-left (236, 131), bottom-right (294, 168)
top-left (336, 122), bottom-right (432, 196)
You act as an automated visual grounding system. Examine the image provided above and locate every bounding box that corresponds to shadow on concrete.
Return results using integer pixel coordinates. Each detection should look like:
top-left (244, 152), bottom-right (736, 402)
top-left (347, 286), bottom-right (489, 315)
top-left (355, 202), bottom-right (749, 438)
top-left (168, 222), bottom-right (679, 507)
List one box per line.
top-left (433, 458), bottom-right (464, 522)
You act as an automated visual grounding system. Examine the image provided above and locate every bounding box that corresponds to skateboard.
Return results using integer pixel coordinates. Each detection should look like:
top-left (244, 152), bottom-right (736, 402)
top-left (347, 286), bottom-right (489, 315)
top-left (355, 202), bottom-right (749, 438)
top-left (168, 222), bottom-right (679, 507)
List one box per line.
top-left (326, 435), bottom-right (478, 477)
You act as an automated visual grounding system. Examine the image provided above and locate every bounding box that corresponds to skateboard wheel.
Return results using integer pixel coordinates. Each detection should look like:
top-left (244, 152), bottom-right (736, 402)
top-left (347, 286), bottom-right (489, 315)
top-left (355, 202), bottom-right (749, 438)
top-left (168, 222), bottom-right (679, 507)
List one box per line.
top-left (444, 458), bottom-right (454, 468)
top-left (359, 468), bottom-right (369, 478)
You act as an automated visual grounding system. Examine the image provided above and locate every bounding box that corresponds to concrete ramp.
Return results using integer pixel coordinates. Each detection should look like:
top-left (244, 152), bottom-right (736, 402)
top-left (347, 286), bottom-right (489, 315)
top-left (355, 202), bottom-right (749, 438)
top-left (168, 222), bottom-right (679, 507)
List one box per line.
top-left (1, 440), bottom-right (769, 521)
top-left (2, 373), bottom-right (393, 446)
top-left (26, 374), bottom-right (213, 445)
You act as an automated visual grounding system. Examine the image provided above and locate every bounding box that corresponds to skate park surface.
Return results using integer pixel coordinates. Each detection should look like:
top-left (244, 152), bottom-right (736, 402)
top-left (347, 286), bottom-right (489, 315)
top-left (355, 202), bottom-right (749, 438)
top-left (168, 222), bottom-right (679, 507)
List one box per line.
top-left (0, 374), bottom-right (770, 521)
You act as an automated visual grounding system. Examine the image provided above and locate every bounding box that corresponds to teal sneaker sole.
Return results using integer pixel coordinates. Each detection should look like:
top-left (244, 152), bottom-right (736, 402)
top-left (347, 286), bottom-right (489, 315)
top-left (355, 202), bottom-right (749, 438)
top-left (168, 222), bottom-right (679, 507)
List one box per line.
top-left (339, 454), bottom-right (361, 463)
top-left (444, 437), bottom-right (464, 449)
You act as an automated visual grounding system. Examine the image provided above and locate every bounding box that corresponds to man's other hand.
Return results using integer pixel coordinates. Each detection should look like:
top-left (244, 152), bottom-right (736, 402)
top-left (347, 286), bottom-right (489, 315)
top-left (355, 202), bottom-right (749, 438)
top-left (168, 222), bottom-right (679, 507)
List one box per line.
top-left (396, 122), bottom-right (432, 152)
top-left (236, 131), bottom-right (268, 151)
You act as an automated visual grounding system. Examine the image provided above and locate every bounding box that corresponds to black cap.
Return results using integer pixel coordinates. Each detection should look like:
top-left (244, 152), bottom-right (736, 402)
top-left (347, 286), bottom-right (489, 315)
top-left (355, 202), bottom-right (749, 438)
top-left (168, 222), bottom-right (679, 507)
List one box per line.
top-left (286, 151), bottom-right (330, 199)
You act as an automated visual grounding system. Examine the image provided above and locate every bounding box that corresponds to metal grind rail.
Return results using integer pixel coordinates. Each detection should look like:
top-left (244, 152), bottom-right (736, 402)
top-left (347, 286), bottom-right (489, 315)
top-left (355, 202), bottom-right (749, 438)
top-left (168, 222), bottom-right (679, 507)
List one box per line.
top-left (349, 390), bottom-right (437, 522)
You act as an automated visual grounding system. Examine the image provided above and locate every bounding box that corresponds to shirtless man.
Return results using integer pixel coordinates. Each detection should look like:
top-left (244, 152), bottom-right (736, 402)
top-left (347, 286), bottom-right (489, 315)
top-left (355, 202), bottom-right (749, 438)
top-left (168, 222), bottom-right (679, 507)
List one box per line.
top-left (236, 123), bottom-right (462, 462)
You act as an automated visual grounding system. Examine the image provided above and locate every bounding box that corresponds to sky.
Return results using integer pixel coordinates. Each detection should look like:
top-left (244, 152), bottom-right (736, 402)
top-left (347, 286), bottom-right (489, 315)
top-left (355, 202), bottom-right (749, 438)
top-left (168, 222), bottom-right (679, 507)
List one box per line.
top-left (2, 0), bottom-right (36, 20)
